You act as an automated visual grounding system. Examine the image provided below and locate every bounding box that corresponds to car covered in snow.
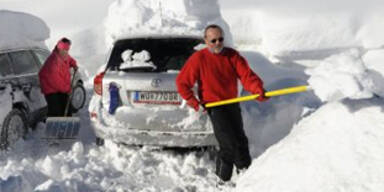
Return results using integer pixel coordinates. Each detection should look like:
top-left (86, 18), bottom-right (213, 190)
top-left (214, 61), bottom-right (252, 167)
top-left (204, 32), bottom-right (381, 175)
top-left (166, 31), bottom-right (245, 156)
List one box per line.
top-left (0, 47), bottom-right (86, 149)
top-left (0, 10), bottom-right (87, 149)
top-left (89, 35), bottom-right (217, 147)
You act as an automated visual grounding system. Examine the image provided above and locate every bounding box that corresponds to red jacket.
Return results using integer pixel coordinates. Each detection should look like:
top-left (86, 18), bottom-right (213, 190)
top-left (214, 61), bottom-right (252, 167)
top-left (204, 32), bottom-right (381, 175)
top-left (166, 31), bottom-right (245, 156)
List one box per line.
top-left (176, 48), bottom-right (264, 109)
top-left (39, 49), bottom-right (77, 95)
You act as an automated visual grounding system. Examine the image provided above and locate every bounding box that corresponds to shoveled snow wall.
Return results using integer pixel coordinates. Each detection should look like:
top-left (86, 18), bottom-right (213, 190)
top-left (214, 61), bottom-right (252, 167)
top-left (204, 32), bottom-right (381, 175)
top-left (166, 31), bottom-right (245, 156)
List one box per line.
top-left (104, 0), bottom-right (233, 47)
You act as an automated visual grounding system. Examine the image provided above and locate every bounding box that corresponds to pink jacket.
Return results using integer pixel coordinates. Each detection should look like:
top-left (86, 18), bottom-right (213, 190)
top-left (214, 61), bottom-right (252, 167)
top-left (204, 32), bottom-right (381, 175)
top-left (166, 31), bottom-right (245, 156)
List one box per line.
top-left (39, 49), bottom-right (77, 95)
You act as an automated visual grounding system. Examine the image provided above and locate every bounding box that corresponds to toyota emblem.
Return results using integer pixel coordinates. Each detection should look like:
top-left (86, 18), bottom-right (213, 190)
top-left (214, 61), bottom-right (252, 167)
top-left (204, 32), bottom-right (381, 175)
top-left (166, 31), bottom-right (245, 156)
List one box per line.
top-left (151, 78), bottom-right (161, 88)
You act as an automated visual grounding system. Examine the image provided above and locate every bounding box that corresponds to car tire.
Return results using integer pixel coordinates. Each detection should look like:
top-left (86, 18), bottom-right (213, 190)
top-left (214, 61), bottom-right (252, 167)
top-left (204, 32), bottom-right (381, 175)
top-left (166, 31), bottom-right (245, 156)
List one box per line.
top-left (71, 83), bottom-right (86, 113)
top-left (0, 109), bottom-right (27, 150)
top-left (96, 137), bottom-right (105, 146)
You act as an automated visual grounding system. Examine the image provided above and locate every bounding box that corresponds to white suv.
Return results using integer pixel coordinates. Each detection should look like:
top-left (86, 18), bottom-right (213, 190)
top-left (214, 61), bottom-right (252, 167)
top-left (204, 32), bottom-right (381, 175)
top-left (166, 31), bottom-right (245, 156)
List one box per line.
top-left (89, 35), bottom-right (217, 147)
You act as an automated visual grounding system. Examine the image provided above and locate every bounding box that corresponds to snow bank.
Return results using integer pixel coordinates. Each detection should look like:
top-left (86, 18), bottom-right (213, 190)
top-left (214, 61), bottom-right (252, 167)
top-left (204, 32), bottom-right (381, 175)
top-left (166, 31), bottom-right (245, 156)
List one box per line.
top-left (0, 10), bottom-right (49, 50)
top-left (259, 12), bottom-right (360, 56)
top-left (237, 100), bottom-right (384, 192)
top-left (223, 9), bottom-right (384, 63)
top-left (104, 0), bottom-right (232, 47)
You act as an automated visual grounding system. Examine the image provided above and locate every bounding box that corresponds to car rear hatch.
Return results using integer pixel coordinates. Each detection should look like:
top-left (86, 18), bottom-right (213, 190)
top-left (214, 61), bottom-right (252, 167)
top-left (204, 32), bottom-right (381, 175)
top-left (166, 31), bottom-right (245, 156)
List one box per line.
top-left (101, 37), bottom-right (209, 132)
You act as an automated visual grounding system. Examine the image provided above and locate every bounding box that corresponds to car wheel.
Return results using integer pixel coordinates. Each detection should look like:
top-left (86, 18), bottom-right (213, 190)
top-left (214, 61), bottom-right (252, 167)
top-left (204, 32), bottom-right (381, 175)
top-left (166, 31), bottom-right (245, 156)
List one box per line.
top-left (71, 83), bottom-right (86, 113)
top-left (96, 137), bottom-right (105, 146)
top-left (0, 109), bottom-right (27, 150)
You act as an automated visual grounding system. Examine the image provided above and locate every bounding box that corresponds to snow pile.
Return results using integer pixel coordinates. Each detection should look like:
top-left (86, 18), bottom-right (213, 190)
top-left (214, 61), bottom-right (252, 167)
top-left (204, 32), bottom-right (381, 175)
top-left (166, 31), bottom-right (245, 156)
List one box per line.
top-left (222, 9), bottom-right (384, 62)
top-left (0, 139), bottom-right (222, 192)
top-left (0, 10), bottom-right (49, 50)
top-left (306, 49), bottom-right (374, 102)
top-left (236, 46), bottom-right (384, 191)
top-left (306, 48), bottom-right (384, 102)
top-left (236, 100), bottom-right (384, 192)
top-left (104, 0), bottom-right (232, 46)
top-left (119, 50), bottom-right (156, 70)
top-left (259, 12), bottom-right (360, 56)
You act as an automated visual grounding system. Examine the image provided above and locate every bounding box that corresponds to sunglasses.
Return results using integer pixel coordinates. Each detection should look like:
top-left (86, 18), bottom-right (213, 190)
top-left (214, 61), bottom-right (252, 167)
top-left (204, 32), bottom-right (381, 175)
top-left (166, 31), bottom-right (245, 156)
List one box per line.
top-left (210, 37), bottom-right (224, 44)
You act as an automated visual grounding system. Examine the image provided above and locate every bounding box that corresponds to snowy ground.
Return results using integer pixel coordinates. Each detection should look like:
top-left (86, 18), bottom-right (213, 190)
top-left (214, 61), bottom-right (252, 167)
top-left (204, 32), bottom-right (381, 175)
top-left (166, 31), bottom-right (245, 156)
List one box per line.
top-left (0, 88), bottom-right (227, 192)
top-left (2, 0), bottom-right (384, 191)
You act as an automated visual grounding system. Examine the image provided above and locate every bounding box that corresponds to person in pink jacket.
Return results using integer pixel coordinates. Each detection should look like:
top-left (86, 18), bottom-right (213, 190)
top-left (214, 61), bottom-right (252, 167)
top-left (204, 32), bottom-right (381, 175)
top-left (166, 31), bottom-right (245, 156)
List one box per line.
top-left (39, 38), bottom-right (78, 117)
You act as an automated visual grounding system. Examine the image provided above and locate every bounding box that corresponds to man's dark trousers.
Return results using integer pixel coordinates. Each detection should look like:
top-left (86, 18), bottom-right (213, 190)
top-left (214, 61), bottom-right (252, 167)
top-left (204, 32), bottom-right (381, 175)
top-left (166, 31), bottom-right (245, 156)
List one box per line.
top-left (207, 103), bottom-right (251, 181)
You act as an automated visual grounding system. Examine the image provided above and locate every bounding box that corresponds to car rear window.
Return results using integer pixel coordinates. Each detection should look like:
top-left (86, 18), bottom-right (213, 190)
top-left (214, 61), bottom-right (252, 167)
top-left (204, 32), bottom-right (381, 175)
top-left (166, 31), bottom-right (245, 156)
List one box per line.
top-left (107, 37), bottom-right (203, 72)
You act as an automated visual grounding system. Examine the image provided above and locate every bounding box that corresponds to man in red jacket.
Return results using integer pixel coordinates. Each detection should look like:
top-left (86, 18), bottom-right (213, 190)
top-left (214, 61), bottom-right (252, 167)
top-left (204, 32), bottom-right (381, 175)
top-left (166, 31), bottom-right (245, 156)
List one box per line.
top-left (39, 38), bottom-right (78, 117)
top-left (176, 24), bottom-right (268, 182)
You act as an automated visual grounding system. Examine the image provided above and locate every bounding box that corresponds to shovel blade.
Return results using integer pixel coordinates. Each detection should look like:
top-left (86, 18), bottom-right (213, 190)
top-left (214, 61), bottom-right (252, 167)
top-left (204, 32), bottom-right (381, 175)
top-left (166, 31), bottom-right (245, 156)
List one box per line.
top-left (44, 117), bottom-right (80, 139)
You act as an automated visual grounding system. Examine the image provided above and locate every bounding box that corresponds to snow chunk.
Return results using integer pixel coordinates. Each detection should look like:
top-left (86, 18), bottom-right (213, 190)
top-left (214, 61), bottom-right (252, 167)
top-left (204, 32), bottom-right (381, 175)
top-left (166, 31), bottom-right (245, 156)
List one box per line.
top-left (120, 50), bottom-right (156, 70)
top-left (34, 180), bottom-right (64, 192)
top-left (306, 49), bottom-right (374, 102)
top-left (0, 10), bottom-right (49, 50)
top-left (104, 0), bottom-right (232, 47)
top-left (40, 156), bottom-right (63, 180)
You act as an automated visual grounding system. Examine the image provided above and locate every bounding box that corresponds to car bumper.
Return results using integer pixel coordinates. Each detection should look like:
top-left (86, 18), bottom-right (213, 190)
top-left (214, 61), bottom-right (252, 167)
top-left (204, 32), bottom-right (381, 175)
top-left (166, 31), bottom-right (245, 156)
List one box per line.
top-left (90, 118), bottom-right (217, 147)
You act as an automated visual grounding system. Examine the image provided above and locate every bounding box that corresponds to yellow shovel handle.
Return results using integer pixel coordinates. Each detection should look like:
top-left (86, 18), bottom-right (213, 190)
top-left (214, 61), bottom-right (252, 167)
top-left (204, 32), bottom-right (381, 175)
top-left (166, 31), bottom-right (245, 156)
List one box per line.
top-left (205, 85), bottom-right (310, 108)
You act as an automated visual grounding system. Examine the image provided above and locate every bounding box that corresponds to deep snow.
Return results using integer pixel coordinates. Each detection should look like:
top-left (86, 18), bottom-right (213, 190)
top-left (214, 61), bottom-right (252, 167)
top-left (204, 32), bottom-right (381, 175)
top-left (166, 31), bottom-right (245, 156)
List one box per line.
top-left (0, 10), bottom-right (49, 50)
top-left (1, 0), bottom-right (384, 192)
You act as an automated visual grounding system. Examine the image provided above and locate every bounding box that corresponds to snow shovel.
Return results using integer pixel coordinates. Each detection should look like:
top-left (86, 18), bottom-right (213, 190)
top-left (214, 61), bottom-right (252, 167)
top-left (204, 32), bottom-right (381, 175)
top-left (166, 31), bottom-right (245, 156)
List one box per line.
top-left (205, 85), bottom-right (310, 108)
top-left (43, 69), bottom-right (81, 140)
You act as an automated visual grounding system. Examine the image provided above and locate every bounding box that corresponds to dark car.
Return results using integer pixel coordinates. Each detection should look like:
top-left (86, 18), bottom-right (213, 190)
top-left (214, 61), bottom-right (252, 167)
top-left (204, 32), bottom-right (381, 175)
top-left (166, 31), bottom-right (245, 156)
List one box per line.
top-left (0, 47), bottom-right (86, 149)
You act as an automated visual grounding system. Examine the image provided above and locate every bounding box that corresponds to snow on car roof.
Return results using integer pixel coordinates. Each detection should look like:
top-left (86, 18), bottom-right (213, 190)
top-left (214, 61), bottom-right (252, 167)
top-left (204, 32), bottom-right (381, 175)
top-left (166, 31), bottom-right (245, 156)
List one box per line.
top-left (104, 0), bottom-right (232, 47)
top-left (0, 10), bottom-right (49, 51)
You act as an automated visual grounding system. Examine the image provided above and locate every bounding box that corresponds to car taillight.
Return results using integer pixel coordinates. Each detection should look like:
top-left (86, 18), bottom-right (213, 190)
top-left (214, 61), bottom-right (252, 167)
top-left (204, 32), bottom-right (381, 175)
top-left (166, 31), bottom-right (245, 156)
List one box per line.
top-left (94, 72), bottom-right (105, 95)
top-left (90, 112), bottom-right (97, 119)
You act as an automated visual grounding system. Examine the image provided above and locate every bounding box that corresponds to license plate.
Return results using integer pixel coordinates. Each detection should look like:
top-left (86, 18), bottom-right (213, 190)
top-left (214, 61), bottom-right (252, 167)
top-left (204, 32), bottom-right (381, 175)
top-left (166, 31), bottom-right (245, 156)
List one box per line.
top-left (133, 91), bottom-right (182, 105)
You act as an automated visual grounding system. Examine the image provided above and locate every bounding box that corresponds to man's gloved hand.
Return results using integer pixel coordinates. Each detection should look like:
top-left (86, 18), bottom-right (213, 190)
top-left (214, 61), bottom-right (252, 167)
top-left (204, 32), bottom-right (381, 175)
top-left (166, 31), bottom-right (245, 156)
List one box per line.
top-left (187, 99), bottom-right (198, 111)
top-left (253, 87), bottom-right (269, 102)
top-left (187, 99), bottom-right (206, 113)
